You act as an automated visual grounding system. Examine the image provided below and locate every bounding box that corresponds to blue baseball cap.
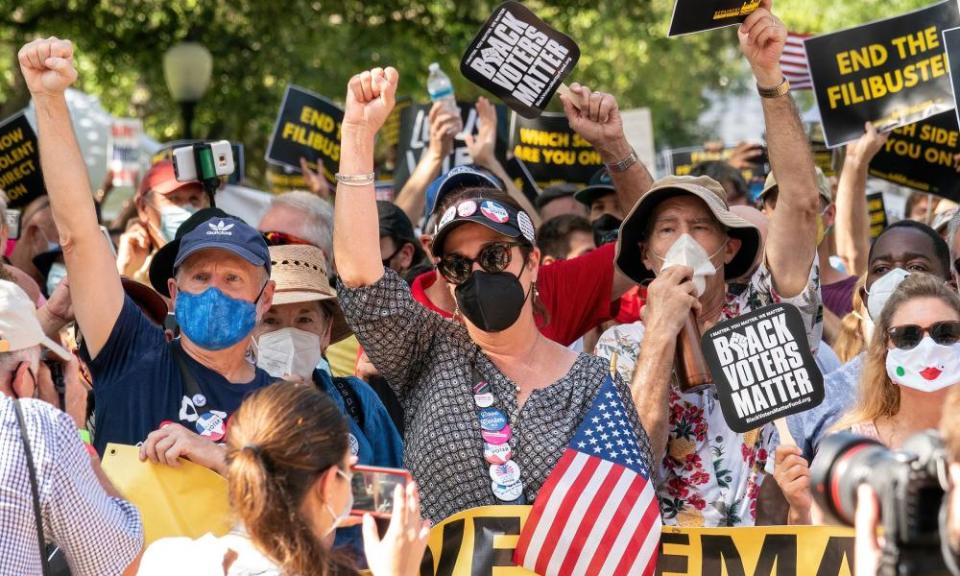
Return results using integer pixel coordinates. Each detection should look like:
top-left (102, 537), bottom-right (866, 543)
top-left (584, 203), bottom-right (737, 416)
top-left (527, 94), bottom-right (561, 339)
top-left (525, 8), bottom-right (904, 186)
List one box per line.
top-left (574, 167), bottom-right (615, 206)
top-left (425, 164), bottom-right (504, 218)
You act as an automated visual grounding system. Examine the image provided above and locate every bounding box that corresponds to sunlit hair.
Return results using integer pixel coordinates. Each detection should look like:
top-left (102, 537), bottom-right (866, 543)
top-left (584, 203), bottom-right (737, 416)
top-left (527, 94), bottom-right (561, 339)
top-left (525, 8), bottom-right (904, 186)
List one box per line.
top-left (836, 273), bottom-right (960, 431)
top-left (833, 275), bottom-right (867, 364)
top-left (226, 381), bottom-right (354, 576)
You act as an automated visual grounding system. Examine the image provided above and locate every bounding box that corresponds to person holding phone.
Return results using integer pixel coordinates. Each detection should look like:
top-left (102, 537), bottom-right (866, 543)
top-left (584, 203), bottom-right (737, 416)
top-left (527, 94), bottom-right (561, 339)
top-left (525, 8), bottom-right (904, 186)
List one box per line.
top-left (331, 67), bottom-right (656, 522)
top-left (138, 381), bottom-right (429, 576)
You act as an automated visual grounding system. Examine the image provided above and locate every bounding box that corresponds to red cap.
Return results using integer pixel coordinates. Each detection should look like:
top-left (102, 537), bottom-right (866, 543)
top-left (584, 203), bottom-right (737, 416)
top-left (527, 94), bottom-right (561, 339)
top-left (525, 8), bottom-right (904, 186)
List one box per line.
top-left (136, 160), bottom-right (200, 200)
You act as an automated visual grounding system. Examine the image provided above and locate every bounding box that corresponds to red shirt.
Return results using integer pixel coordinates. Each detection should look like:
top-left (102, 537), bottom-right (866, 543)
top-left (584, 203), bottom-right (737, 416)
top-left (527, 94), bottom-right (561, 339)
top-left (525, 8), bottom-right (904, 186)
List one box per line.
top-left (409, 243), bottom-right (623, 346)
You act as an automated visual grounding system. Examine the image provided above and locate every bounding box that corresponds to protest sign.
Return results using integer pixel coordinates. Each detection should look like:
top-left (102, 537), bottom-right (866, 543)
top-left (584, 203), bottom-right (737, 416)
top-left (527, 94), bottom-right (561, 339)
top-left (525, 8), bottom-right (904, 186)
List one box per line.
top-left (945, 27), bottom-right (960, 129)
top-left (0, 112), bottom-right (44, 209)
top-left (108, 118), bottom-right (142, 188)
top-left (265, 85), bottom-right (344, 184)
top-left (809, 124), bottom-right (837, 177)
top-left (393, 101), bottom-right (509, 191)
top-left (101, 443), bottom-right (231, 546)
top-left (868, 111), bottom-right (960, 201)
top-left (419, 505), bottom-right (855, 575)
top-left (662, 144), bottom-right (770, 190)
top-left (505, 156), bottom-right (540, 203)
top-left (805, 1), bottom-right (960, 148)
top-left (265, 161), bottom-right (308, 195)
top-left (460, 1), bottom-right (580, 119)
top-left (701, 303), bottom-right (824, 433)
top-left (867, 191), bottom-right (889, 238)
top-left (668, 0), bottom-right (761, 37)
top-left (509, 111), bottom-right (602, 187)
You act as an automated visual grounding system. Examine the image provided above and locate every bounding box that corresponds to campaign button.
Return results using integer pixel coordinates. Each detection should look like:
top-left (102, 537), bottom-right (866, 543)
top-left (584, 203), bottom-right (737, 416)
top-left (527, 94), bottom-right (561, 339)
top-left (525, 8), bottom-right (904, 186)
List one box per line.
top-left (474, 392), bottom-right (495, 408)
top-left (473, 381), bottom-right (491, 395)
top-left (484, 442), bottom-right (513, 465)
top-left (492, 480), bottom-right (524, 502)
top-left (348, 433), bottom-right (360, 456)
top-left (195, 412), bottom-right (226, 442)
top-left (490, 460), bottom-right (521, 485)
top-left (481, 425), bottom-right (512, 445)
top-left (478, 407), bottom-right (508, 431)
top-left (192, 393), bottom-right (207, 407)
top-left (457, 200), bottom-right (478, 217)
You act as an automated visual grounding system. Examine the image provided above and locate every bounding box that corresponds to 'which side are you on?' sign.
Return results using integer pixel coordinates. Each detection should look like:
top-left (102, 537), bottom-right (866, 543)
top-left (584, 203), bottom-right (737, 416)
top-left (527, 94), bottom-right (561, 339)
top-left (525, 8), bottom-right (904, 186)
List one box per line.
top-left (701, 304), bottom-right (824, 433)
top-left (461, 1), bottom-right (580, 119)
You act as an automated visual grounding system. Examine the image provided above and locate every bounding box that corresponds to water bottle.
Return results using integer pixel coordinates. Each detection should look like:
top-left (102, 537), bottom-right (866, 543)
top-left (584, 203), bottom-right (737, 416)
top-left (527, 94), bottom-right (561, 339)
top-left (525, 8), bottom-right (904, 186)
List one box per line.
top-left (427, 62), bottom-right (459, 116)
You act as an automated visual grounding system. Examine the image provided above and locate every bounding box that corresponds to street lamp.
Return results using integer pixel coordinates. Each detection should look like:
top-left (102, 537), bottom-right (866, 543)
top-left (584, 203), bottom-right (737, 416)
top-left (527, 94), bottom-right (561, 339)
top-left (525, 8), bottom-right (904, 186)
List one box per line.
top-left (163, 41), bottom-right (213, 140)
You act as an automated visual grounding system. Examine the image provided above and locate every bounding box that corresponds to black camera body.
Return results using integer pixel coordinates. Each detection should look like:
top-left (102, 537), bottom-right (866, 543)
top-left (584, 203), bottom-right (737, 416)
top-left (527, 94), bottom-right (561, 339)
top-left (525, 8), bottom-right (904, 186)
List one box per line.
top-left (811, 431), bottom-right (951, 576)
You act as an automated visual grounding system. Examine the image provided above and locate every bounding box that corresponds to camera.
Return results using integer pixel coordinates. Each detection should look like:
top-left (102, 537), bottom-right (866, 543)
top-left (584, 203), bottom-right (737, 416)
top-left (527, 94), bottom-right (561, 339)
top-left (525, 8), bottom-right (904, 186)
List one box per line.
top-left (171, 141), bottom-right (235, 201)
top-left (811, 431), bottom-right (952, 575)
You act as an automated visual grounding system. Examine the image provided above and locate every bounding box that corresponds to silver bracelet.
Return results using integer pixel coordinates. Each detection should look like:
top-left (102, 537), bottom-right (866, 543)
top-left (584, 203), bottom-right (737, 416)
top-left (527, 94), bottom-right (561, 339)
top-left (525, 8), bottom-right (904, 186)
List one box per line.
top-left (335, 172), bottom-right (375, 186)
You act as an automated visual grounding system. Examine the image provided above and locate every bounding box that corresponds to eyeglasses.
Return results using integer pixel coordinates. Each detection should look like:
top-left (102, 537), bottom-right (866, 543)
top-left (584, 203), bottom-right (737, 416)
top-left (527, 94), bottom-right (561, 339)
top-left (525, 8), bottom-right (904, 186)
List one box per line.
top-left (887, 321), bottom-right (960, 350)
top-left (262, 231), bottom-right (313, 247)
top-left (438, 242), bottom-right (524, 285)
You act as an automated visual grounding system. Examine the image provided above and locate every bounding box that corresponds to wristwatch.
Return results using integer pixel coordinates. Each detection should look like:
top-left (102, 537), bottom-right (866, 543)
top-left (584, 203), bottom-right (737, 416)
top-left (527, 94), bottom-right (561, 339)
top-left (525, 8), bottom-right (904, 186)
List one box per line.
top-left (605, 148), bottom-right (639, 173)
top-left (757, 77), bottom-right (791, 99)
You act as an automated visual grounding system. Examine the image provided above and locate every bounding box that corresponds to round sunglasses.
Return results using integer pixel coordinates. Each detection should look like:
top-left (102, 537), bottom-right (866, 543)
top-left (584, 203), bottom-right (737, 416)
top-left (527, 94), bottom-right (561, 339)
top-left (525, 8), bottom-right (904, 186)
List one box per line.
top-left (887, 321), bottom-right (960, 350)
top-left (438, 241), bottom-right (525, 285)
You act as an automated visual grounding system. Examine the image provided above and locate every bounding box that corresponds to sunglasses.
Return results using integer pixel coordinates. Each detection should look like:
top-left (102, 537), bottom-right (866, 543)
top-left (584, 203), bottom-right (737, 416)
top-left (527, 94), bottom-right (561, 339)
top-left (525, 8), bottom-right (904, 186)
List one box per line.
top-left (262, 231), bottom-right (313, 247)
top-left (887, 321), bottom-right (960, 350)
top-left (438, 241), bottom-right (524, 285)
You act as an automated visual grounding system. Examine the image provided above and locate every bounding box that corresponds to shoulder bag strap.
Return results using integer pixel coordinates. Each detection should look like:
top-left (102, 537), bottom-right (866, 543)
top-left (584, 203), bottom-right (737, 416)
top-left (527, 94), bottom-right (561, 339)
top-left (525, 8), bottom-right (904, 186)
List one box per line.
top-left (170, 341), bottom-right (212, 419)
top-left (14, 399), bottom-right (51, 576)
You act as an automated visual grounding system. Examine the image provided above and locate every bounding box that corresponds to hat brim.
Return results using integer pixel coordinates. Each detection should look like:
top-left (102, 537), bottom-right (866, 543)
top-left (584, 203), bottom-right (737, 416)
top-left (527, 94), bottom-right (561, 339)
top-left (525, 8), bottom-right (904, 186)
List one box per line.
top-left (270, 290), bottom-right (352, 344)
top-left (430, 173), bottom-right (503, 215)
top-left (615, 186), bottom-right (761, 284)
top-left (39, 335), bottom-right (71, 362)
top-left (574, 185), bottom-right (615, 206)
top-left (149, 240), bottom-right (181, 297)
top-left (122, 277), bottom-right (169, 326)
top-left (431, 216), bottom-right (525, 257)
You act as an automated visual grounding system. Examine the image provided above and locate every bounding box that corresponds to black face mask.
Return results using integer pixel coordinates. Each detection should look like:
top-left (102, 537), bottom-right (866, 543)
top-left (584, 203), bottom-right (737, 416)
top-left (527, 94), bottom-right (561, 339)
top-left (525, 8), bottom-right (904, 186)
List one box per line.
top-left (592, 214), bottom-right (622, 247)
top-left (454, 269), bottom-right (530, 333)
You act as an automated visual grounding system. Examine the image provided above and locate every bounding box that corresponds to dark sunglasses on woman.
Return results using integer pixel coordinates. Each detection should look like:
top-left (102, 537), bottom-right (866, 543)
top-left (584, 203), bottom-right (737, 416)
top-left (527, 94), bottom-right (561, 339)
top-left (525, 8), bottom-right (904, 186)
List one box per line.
top-left (887, 321), bottom-right (960, 350)
top-left (437, 242), bottom-right (525, 285)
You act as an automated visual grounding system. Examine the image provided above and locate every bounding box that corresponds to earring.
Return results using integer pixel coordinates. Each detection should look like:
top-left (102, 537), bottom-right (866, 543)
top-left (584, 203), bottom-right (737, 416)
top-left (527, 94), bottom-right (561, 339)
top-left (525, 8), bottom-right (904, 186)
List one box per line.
top-left (532, 282), bottom-right (540, 300)
top-left (453, 305), bottom-right (462, 322)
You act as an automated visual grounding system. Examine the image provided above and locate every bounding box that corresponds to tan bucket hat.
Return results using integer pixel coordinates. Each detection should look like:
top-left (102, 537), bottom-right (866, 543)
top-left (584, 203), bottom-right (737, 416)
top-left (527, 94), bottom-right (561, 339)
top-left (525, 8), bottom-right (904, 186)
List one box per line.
top-left (268, 245), bottom-right (351, 344)
top-left (615, 175), bottom-right (762, 284)
top-left (759, 166), bottom-right (833, 204)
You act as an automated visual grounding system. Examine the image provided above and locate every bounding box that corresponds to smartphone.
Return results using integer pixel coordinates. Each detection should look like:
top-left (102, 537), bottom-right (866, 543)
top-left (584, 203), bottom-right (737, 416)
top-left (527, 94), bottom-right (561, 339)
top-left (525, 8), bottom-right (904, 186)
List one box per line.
top-left (172, 141), bottom-right (235, 182)
top-left (350, 465), bottom-right (413, 518)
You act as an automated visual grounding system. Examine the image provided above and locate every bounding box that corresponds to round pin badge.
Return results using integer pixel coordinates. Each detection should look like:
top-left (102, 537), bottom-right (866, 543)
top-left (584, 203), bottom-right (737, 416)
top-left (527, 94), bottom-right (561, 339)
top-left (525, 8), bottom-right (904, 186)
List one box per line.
top-left (457, 200), bottom-right (478, 217)
top-left (192, 394), bottom-right (207, 407)
top-left (517, 211), bottom-right (535, 243)
top-left (483, 442), bottom-right (513, 465)
top-left (473, 381), bottom-right (490, 395)
top-left (195, 412), bottom-right (226, 442)
top-left (348, 433), bottom-right (360, 456)
top-left (474, 392), bottom-right (495, 408)
top-left (492, 480), bottom-right (524, 502)
top-left (478, 407), bottom-right (508, 431)
top-left (438, 205), bottom-right (457, 229)
top-left (490, 460), bottom-right (522, 485)
top-left (481, 424), bottom-right (512, 445)
top-left (480, 200), bottom-right (509, 224)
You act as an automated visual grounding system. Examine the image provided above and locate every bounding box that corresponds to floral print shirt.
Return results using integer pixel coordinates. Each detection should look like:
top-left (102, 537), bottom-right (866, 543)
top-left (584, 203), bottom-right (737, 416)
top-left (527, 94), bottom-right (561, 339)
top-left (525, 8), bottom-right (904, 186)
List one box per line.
top-left (595, 261), bottom-right (822, 527)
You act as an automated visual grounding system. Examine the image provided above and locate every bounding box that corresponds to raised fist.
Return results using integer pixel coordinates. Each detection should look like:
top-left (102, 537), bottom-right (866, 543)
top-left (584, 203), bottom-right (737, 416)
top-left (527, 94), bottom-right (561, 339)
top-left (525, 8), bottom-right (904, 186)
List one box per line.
top-left (342, 66), bottom-right (399, 139)
top-left (18, 37), bottom-right (78, 98)
top-left (738, 0), bottom-right (787, 87)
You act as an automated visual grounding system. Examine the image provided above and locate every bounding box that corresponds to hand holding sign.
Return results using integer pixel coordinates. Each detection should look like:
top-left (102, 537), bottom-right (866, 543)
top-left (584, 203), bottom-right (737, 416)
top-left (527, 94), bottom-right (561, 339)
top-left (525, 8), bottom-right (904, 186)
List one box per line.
top-left (18, 37), bottom-right (78, 97)
top-left (846, 122), bottom-right (889, 166)
top-left (344, 67), bottom-right (399, 139)
top-left (773, 445), bottom-right (813, 525)
top-left (738, 0), bottom-right (787, 87)
top-left (299, 157), bottom-right (332, 200)
top-left (559, 83), bottom-right (629, 161)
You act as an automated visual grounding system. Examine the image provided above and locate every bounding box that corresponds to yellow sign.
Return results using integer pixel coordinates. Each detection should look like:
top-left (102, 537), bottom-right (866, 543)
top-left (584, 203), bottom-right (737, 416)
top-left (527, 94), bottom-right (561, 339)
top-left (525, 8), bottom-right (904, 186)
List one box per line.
top-left (101, 443), bottom-right (233, 545)
top-left (420, 506), bottom-right (856, 576)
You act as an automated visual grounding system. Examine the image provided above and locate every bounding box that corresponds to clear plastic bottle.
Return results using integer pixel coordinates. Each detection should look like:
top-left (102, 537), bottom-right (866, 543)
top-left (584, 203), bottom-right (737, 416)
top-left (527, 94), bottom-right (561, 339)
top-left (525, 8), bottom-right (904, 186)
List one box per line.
top-left (427, 62), bottom-right (459, 116)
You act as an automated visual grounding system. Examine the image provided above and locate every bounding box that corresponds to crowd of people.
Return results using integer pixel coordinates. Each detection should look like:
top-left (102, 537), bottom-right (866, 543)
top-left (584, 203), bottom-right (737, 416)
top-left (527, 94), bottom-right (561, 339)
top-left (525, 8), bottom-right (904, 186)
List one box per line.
top-left (7, 2), bottom-right (960, 574)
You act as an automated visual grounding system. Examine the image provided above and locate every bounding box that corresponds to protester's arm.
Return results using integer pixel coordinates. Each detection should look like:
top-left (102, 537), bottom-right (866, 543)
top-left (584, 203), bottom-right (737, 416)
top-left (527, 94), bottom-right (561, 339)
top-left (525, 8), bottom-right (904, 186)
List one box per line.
top-left (560, 84), bottom-right (653, 213)
top-left (629, 266), bottom-right (700, 463)
top-left (19, 39), bottom-right (123, 358)
top-left (466, 97), bottom-right (541, 227)
top-left (36, 276), bottom-right (73, 340)
top-left (139, 423), bottom-right (228, 475)
top-left (836, 124), bottom-right (887, 277)
top-left (772, 446), bottom-right (813, 524)
top-left (393, 102), bottom-right (460, 223)
top-left (740, 2), bottom-right (820, 298)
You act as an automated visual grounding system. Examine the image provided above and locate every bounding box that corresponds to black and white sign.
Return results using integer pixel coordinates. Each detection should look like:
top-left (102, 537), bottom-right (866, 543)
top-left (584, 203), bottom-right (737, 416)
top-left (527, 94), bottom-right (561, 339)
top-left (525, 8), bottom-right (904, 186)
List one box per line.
top-left (460, 1), bottom-right (580, 119)
top-left (701, 304), bottom-right (824, 433)
top-left (265, 85), bottom-right (344, 185)
top-left (944, 26), bottom-right (960, 129)
top-left (668, 0), bottom-right (761, 37)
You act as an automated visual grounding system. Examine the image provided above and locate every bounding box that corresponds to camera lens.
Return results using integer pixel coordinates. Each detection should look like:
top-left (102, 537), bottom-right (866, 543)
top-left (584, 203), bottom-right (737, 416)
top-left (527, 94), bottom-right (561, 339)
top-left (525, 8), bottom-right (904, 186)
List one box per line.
top-left (810, 432), bottom-right (889, 525)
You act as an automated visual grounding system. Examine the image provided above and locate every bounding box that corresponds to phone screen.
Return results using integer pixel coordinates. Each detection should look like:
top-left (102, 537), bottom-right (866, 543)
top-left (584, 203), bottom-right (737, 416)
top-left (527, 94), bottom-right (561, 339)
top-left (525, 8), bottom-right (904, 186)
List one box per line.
top-left (350, 466), bottom-right (412, 518)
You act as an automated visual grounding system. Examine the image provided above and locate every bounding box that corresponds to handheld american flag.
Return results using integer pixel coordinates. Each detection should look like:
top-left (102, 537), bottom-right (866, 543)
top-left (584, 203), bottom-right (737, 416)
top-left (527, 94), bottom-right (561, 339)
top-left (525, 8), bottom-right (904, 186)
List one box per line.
top-left (513, 375), bottom-right (661, 576)
top-left (783, 32), bottom-right (813, 90)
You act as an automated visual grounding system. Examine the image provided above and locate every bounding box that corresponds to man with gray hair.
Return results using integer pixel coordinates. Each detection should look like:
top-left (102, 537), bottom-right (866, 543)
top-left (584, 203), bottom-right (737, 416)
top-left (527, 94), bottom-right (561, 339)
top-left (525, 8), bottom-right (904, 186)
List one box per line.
top-left (0, 279), bottom-right (143, 574)
top-left (258, 190), bottom-right (334, 269)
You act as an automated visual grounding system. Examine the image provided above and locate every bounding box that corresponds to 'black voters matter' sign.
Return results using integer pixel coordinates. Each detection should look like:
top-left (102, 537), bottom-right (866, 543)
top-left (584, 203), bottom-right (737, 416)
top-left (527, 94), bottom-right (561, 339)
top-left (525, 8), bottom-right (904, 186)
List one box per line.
top-left (668, 0), bottom-right (761, 37)
top-left (805, 0), bottom-right (960, 148)
top-left (701, 304), bottom-right (824, 433)
top-left (265, 85), bottom-right (344, 185)
top-left (461, 1), bottom-right (579, 119)
top-left (868, 111), bottom-right (960, 202)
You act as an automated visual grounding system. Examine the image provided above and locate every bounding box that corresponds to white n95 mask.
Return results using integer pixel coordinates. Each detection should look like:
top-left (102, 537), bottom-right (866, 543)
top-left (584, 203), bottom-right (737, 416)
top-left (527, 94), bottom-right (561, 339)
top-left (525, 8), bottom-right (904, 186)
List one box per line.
top-left (865, 268), bottom-right (910, 322)
top-left (652, 233), bottom-right (721, 297)
top-left (255, 327), bottom-right (323, 379)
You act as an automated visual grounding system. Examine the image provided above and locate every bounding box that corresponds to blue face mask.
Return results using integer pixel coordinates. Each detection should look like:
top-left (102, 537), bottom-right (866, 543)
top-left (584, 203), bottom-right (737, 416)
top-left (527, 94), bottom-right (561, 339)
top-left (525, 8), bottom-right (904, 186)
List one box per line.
top-left (174, 286), bottom-right (260, 351)
top-left (159, 204), bottom-right (198, 243)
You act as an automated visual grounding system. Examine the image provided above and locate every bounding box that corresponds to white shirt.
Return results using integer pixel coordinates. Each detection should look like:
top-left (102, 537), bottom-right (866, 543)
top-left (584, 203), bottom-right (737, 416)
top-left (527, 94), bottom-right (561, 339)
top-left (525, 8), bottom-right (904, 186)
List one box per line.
top-left (138, 531), bottom-right (282, 576)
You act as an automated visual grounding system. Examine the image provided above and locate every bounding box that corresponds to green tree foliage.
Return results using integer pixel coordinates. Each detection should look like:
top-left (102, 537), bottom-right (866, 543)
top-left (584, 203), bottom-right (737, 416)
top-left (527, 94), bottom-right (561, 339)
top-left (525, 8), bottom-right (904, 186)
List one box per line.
top-left (0, 0), bottom-right (941, 186)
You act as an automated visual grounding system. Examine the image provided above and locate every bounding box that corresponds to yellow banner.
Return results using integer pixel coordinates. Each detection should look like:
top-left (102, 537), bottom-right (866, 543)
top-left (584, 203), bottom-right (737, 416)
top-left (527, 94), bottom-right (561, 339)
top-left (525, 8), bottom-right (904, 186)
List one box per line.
top-left (420, 506), bottom-right (855, 576)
